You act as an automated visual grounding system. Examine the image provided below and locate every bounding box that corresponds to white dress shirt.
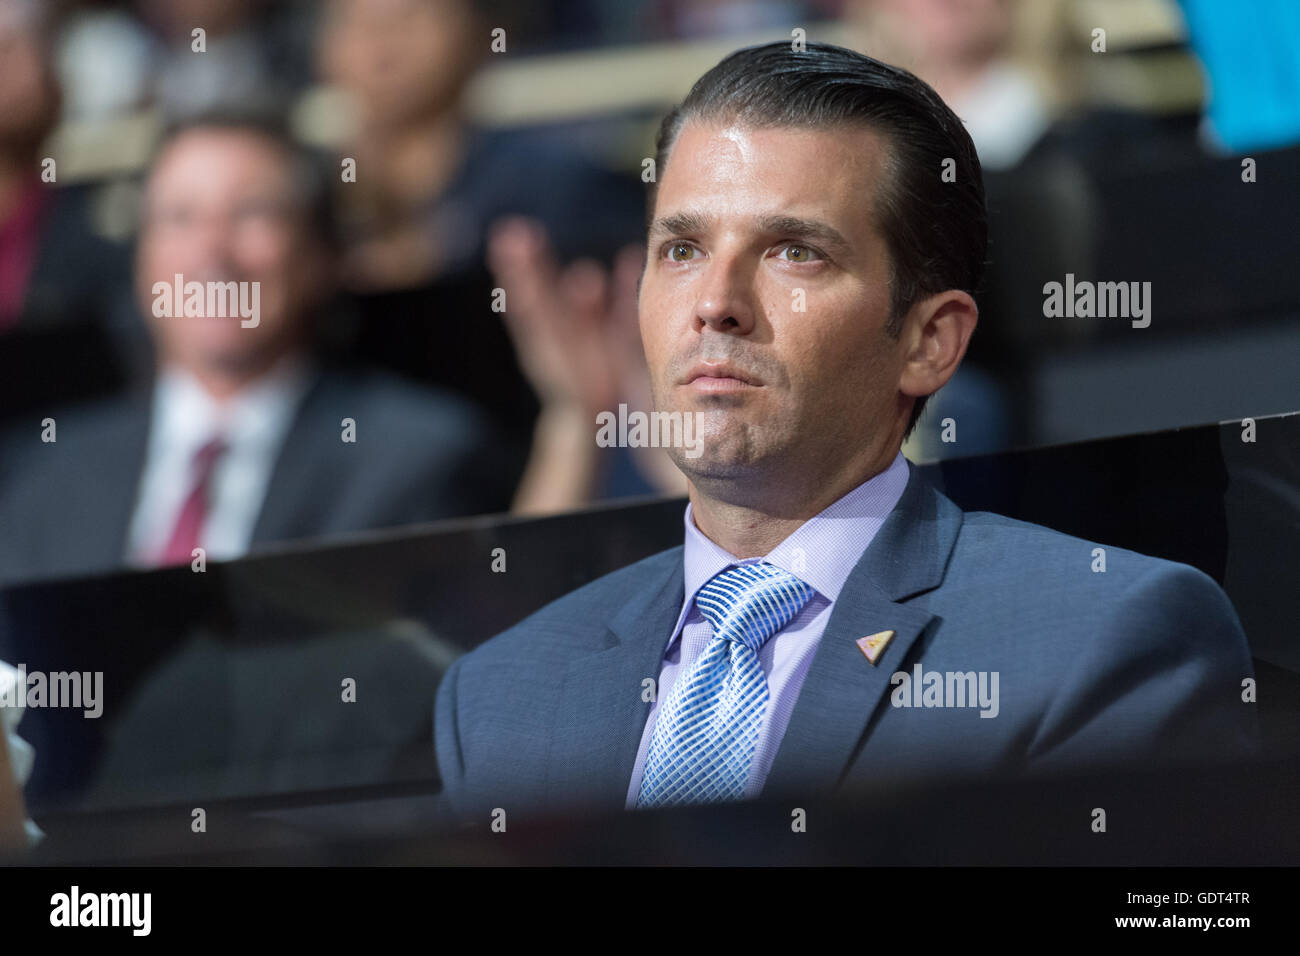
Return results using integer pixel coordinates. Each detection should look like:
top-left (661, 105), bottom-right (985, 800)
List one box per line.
top-left (124, 358), bottom-right (313, 566)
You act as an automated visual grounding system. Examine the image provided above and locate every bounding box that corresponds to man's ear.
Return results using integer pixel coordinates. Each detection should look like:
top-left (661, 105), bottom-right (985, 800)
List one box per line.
top-left (896, 289), bottom-right (978, 403)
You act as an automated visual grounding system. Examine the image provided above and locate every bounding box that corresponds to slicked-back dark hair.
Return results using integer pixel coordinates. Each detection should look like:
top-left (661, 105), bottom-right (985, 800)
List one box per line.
top-left (650, 41), bottom-right (987, 436)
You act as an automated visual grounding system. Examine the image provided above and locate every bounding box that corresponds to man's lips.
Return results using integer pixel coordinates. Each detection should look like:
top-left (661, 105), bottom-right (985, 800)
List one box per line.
top-left (680, 362), bottom-right (762, 391)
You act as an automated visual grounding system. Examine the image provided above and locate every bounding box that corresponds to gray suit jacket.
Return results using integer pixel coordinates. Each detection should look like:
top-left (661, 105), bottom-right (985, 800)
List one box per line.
top-left (435, 462), bottom-right (1258, 823)
top-left (0, 368), bottom-right (516, 586)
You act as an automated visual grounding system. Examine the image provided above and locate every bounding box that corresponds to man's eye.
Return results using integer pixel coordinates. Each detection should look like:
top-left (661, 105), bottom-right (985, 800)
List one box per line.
top-left (778, 243), bottom-right (821, 263)
top-left (666, 243), bottom-right (696, 262)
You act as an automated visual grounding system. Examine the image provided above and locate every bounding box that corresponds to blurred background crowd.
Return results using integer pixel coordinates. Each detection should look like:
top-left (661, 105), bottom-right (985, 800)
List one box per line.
top-left (0, 0), bottom-right (1297, 587)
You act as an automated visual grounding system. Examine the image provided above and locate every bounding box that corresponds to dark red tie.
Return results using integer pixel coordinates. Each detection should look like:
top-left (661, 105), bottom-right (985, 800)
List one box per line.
top-left (157, 436), bottom-right (227, 565)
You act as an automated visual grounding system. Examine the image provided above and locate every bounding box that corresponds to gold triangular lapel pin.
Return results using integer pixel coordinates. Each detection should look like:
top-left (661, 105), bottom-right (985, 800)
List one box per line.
top-left (856, 630), bottom-right (896, 665)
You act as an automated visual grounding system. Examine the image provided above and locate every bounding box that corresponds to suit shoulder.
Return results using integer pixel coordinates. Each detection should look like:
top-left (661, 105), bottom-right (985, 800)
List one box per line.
top-left (950, 509), bottom-right (1234, 612)
top-left (958, 509), bottom-right (1169, 569)
top-left (0, 391), bottom-right (147, 480)
top-left (2, 388), bottom-right (146, 438)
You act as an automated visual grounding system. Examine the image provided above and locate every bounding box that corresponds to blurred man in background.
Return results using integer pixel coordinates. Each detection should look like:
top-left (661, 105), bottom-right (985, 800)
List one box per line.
top-left (0, 113), bottom-right (516, 587)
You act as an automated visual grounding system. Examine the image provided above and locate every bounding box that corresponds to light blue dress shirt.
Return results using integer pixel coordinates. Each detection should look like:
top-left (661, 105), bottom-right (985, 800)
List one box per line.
top-left (625, 451), bottom-right (911, 807)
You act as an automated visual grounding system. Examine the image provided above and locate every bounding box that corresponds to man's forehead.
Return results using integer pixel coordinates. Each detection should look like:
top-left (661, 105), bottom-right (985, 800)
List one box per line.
top-left (148, 128), bottom-right (292, 195)
top-left (652, 120), bottom-right (891, 245)
top-left (666, 118), bottom-right (891, 176)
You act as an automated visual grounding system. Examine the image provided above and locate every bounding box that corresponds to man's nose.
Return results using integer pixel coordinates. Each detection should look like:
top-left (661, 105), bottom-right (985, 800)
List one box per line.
top-left (693, 253), bottom-right (756, 335)
top-left (186, 212), bottom-right (241, 274)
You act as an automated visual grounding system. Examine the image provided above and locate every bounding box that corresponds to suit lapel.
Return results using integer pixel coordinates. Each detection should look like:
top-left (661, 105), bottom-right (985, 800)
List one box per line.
top-left (75, 391), bottom-right (152, 571)
top-left (250, 371), bottom-right (328, 544)
top-left (763, 463), bottom-right (963, 801)
top-left (544, 550), bottom-right (684, 812)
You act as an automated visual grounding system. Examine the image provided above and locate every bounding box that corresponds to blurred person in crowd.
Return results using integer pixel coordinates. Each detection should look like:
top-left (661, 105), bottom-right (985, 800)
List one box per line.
top-left (51, 0), bottom-right (314, 125)
top-left (53, 0), bottom-right (154, 125)
top-left (0, 113), bottom-right (516, 588)
top-left (650, 0), bottom-right (809, 39)
top-left (848, 0), bottom-right (1052, 171)
top-left (1176, 0), bottom-right (1300, 153)
top-left (0, 0), bottom-right (133, 424)
top-left (0, 0), bottom-right (62, 334)
top-left (489, 217), bottom-right (686, 513)
top-left (314, 0), bottom-right (643, 450)
top-left (135, 0), bottom-right (314, 119)
top-left (318, 0), bottom-right (641, 291)
top-left (435, 43), bottom-right (1256, 824)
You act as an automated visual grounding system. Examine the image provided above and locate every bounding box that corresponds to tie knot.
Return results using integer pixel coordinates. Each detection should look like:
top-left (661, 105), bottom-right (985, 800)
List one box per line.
top-left (694, 562), bottom-right (814, 653)
top-left (191, 436), bottom-right (227, 479)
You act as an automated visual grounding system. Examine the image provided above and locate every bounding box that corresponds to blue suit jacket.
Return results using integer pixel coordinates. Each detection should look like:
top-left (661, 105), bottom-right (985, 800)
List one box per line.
top-left (435, 463), bottom-right (1258, 823)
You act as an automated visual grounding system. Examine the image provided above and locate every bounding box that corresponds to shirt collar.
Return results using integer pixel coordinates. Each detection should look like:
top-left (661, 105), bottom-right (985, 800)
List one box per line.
top-left (668, 450), bottom-right (912, 649)
top-left (151, 355), bottom-right (314, 457)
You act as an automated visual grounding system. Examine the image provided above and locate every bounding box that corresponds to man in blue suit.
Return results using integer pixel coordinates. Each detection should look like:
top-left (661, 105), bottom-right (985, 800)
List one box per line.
top-left (435, 42), bottom-right (1257, 824)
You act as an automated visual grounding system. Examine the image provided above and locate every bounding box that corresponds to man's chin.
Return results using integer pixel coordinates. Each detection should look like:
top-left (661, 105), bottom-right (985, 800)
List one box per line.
top-left (190, 346), bottom-right (278, 381)
top-left (671, 446), bottom-right (762, 485)
top-left (185, 326), bottom-right (286, 373)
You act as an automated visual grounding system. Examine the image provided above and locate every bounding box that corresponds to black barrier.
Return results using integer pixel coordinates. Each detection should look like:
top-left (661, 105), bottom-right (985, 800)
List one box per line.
top-left (16, 757), bottom-right (1300, 867)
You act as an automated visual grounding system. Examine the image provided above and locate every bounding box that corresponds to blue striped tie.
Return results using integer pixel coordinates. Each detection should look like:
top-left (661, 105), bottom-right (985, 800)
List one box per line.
top-left (636, 562), bottom-right (814, 808)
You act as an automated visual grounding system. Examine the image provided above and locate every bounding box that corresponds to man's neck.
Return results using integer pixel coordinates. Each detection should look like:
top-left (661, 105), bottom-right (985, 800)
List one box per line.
top-left (687, 445), bottom-right (903, 559)
top-left (162, 352), bottom-right (301, 406)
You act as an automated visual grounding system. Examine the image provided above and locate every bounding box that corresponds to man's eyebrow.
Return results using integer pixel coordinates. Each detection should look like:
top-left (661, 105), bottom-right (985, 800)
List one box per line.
top-left (648, 210), bottom-right (712, 240)
top-left (755, 215), bottom-right (854, 256)
top-left (648, 210), bottom-right (854, 256)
